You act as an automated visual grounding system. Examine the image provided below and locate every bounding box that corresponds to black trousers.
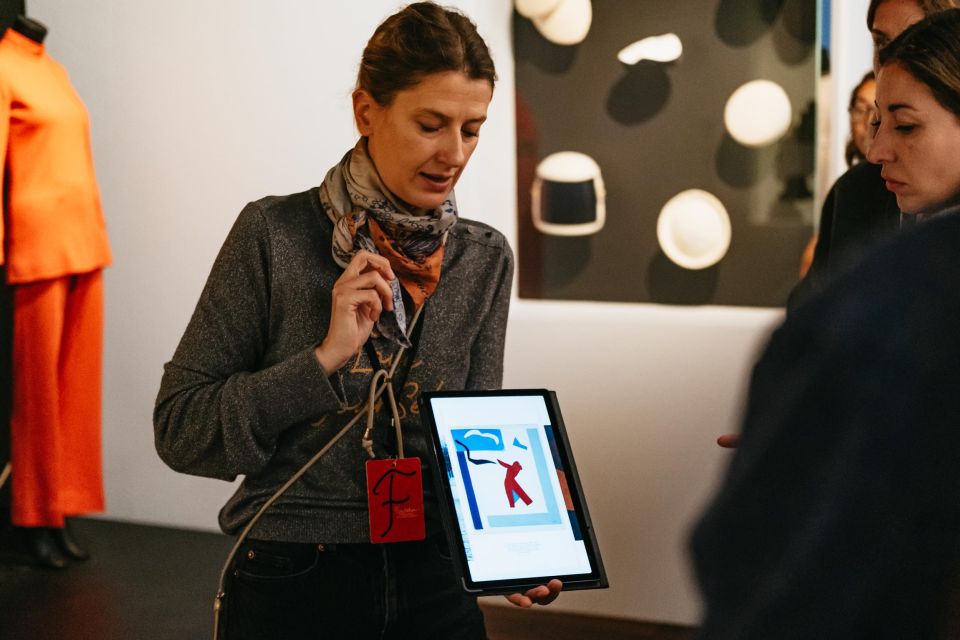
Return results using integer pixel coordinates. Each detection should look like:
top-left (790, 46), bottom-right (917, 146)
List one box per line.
top-left (222, 535), bottom-right (486, 640)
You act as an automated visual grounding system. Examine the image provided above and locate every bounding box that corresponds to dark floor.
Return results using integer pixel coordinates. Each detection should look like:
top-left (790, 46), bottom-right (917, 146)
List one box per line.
top-left (0, 518), bottom-right (695, 640)
top-left (0, 517), bottom-right (233, 640)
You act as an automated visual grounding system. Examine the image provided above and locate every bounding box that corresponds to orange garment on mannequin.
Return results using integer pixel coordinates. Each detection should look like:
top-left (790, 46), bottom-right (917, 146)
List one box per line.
top-left (1, 28), bottom-right (112, 527)
top-left (0, 28), bottom-right (112, 283)
top-left (10, 271), bottom-right (105, 527)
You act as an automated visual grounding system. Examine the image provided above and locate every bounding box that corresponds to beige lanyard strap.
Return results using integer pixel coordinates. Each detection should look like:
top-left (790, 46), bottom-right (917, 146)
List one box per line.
top-left (361, 303), bottom-right (422, 459)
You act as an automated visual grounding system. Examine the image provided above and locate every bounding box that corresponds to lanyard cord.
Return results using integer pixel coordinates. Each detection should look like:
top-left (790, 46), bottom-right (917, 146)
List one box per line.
top-left (360, 322), bottom-right (413, 460)
top-left (212, 305), bottom-right (423, 640)
top-left (360, 368), bottom-right (405, 459)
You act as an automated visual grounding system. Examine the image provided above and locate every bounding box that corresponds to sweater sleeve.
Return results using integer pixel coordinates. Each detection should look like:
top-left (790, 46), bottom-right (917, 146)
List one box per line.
top-left (154, 203), bottom-right (344, 480)
top-left (465, 241), bottom-right (514, 390)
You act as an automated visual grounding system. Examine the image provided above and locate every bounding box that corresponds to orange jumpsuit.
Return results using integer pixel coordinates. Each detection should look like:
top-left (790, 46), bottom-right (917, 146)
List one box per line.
top-left (0, 29), bottom-right (112, 527)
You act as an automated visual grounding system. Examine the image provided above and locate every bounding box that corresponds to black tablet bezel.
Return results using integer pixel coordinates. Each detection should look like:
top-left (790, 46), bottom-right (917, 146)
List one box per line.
top-left (420, 388), bottom-right (608, 596)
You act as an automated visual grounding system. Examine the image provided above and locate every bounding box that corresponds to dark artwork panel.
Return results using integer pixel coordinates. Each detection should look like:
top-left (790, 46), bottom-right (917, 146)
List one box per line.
top-left (516, 0), bottom-right (817, 307)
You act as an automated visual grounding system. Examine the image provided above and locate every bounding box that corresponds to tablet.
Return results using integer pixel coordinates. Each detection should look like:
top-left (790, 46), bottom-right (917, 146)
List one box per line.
top-left (420, 389), bottom-right (608, 595)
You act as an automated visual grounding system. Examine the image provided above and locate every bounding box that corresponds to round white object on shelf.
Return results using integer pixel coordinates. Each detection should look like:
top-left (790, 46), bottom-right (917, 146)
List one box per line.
top-left (532, 0), bottom-right (592, 45)
top-left (656, 189), bottom-right (732, 269)
top-left (532, 151), bottom-right (606, 236)
top-left (723, 79), bottom-right (792, 147)
top-left (516, 0), bottom-right (564, 19)
top-left (535, 150), bottom-right (601, 182)
top-left (617, 33), bottom-right (683, 65)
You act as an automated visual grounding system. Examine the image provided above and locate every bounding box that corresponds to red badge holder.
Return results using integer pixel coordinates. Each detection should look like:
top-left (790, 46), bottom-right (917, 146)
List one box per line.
top-left (366, 457), bottom-right (425, 543)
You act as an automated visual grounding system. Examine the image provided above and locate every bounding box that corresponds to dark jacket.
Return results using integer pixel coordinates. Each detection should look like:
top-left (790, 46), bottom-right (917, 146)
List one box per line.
top-left (789, 161), bottom-right (900, 310)
top-left (692, 212), bottom-right (960, 639)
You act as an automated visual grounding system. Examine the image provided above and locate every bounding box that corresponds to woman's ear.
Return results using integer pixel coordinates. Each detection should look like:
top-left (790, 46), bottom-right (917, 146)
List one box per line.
top-left (352, 89), bottom-right (376, 136)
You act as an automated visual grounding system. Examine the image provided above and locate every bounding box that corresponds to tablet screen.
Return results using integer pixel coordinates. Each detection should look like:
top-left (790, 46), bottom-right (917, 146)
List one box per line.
top-left (423, 391), bottom-right (605, 591)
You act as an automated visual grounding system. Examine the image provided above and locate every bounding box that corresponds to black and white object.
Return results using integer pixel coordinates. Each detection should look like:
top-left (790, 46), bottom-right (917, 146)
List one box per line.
top-left (532, 151), bottom-right (606, 236)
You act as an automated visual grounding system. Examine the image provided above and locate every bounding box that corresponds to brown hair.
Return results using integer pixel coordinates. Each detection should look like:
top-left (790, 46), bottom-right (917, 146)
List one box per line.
top-left (867, 0), bottom-right (960, 29)
top-left (357, 2), bottom-right (497, 106)
top-left (879, 9), bottom-right (960, 119)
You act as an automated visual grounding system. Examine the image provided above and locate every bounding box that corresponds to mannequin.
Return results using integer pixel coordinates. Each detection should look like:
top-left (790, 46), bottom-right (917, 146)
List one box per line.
top-left (0, 14), bottom-right (112, 569)
top-left (0, 0), bottom-right (23, 521)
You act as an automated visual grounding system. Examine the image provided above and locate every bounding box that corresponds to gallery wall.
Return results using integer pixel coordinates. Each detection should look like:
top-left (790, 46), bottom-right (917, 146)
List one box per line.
top-left (25, 0), bottom-right (872, 626)
top-left (514, 0), bottom-right (817, 307)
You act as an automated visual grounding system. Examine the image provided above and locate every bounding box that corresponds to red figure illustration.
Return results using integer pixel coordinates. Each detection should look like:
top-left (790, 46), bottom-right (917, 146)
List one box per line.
top-left (498, 459), bottom-right (533, 508)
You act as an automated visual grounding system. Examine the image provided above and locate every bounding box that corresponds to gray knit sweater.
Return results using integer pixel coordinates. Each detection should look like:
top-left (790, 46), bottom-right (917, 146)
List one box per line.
top-left (154, 187), bottom-right (513, 543)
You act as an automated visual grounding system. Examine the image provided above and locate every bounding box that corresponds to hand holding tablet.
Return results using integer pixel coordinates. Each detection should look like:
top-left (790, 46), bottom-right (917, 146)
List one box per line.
top-left (505, 578), bottom-right (564, 608)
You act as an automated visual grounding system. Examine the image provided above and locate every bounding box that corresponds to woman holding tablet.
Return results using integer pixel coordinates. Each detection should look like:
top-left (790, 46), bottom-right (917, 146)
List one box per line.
top-left (154, 3), bottom-right (560, 638)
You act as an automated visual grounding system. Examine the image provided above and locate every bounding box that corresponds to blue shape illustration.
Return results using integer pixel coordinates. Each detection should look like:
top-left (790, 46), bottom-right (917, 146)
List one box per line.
top-left (452, 428), bottom-right (505, 530)
top-left (512, 437), bottom-right (528, 450)
top-left (452, 428), bottom-right (504, 451)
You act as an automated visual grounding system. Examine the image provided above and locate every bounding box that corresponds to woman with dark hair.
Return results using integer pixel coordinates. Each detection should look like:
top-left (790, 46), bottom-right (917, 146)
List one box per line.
top-left (867, 0), bottom-right (960, 59)
top-left (798, 71), bottom-right (877, 279)
top-left (727, 0), bottom-right (960, 449)
top-left (845, 71), bottom-right (877, 168)
top-left (868, 9), bottom-right (960, 216)
top-left (154, 3), bottom-right (560, 638)
top-left (789, 0), bottom-right (960, 310)
top-left (693, 11), bottom-right (960, 639)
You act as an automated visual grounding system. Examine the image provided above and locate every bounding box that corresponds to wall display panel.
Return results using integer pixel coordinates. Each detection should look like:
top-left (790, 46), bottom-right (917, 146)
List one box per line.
top-left (515, 0), bottom-right (817, 307)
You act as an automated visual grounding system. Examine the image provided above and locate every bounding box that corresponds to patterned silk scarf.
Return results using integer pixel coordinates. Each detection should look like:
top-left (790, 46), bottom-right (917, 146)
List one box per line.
top-left (319, 138), bottom-right (457, 346)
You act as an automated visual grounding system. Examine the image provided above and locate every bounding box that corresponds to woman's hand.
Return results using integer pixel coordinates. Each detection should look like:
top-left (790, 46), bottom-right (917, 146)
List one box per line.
top-left (314, 251), bottom-right (395, 373)
top-left (716, 434), bottom-right (740, 448)
top-left (503, 579), bottom-right (563, 608)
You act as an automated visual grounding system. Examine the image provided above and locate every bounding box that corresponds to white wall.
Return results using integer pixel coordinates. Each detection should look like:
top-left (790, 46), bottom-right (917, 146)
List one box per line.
top-left (31, 0), bottom-right (784, 626)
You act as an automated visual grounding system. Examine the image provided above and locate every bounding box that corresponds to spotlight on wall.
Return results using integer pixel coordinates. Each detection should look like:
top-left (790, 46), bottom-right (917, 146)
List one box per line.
top-left (656, 189), bottom-right (732, 269)
top-left (617, 33), bottom-right (683, 65)
top-left (532, 151), bottom-right (606, 236)
top-left (723, 79), bottom-right (792, 148)
top-left (518, 0), bottom-right (593, 46)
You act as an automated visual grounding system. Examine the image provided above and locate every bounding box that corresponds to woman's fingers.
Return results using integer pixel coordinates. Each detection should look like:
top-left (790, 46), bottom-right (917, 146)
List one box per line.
top-left (348, 250), bottom-right (394, 281)
top-left (342, 271), bottom-right (395, 311)
top-left (716, 433), bottom-right (740, 448)
top-left (341, 288), bottom-right (383, 322)
top-left (315, 251), bottom-right (397, 373)
top-left (503, 579), bottom-right (563, 608)
top-left (338, 252), bottom-right (395, 311)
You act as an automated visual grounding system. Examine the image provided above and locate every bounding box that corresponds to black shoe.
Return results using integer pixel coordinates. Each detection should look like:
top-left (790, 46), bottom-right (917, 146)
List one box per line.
top-left (54, 522), bottom-right (90, 561)
top-left (26, 528), bottom-right (69, 569)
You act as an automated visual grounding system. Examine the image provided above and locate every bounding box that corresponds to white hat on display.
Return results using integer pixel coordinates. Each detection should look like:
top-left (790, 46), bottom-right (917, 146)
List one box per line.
top-left (515, 0), bottom-right (565, 19)
top-left (656, 189), bottom-right (732, 270)
top-left (532, 151), bottom-right (606, 236)
top-left (617, 33), bottom-right (683, 65)
top-left (531, 0), bottom-right (592, 45)
top-left (723, 79), bottom-right (793, 147)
